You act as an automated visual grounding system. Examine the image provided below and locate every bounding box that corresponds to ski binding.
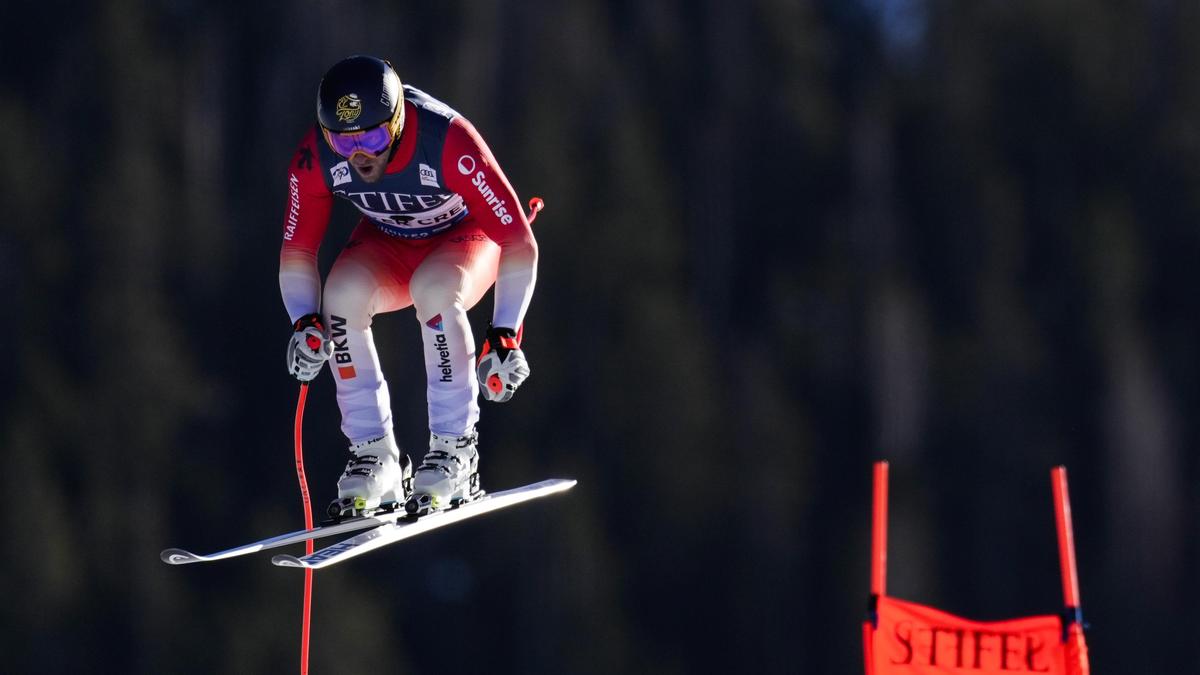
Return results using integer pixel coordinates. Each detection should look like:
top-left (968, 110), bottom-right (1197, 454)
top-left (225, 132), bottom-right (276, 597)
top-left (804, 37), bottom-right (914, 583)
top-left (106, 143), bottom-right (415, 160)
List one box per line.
top-left (272, 478), bottom-right (575, 570)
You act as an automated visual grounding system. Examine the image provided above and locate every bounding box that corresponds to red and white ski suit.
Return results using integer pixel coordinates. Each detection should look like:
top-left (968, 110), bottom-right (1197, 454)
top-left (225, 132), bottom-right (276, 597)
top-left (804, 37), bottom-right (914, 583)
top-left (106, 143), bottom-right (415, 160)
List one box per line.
top-left (279, 87), bottom-right (537, 442)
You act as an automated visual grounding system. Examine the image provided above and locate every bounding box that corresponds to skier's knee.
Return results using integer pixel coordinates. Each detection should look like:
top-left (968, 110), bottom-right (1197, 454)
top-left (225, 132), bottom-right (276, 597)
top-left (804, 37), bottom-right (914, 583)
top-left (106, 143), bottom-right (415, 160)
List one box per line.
top-left (411, 268), bottom-right (466, 317)
top-left (323, 266), bottom-right (375, 327)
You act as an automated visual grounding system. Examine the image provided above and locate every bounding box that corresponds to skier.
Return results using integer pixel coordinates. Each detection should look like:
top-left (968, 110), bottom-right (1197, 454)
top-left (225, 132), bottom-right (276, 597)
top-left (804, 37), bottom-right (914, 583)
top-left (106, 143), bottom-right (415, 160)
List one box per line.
top-left (279, 55), bottom-right (537, 518)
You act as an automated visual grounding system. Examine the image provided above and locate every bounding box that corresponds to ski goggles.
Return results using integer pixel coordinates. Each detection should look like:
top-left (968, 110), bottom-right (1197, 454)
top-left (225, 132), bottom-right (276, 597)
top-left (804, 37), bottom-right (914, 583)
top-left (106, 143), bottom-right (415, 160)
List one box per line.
top-left (322, 121), bottom-right (396, 159)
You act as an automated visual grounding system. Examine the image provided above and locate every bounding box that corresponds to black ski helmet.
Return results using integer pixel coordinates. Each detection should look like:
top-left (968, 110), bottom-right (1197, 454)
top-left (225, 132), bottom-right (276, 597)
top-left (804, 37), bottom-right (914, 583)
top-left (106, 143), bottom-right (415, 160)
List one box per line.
top-left (317, 55), bottom-right (404, 133)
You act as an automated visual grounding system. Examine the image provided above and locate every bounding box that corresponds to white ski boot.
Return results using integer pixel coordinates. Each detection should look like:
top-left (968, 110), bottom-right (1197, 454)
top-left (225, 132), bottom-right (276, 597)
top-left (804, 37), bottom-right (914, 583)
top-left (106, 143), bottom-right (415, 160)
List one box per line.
top-left (327, 434), bottom-right (412, 519)
top-left (405, 431), bottom-right (482, 516)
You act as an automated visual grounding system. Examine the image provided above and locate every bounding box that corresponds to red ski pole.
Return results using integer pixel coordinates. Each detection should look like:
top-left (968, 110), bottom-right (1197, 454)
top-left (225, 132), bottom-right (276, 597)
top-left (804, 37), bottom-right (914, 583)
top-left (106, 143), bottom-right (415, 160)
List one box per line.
top-left (294, 383), bottom-right (315, 674)
top-left (526, 197), bottom-right (544, 225)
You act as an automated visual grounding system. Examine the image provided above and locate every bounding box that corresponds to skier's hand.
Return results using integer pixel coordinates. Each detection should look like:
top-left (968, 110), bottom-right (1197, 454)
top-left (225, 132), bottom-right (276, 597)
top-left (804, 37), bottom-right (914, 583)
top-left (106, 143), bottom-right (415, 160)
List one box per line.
top-left (476, 326), bottom-right (529, 403)
top-left (287, 313), bottom-right (333, 382)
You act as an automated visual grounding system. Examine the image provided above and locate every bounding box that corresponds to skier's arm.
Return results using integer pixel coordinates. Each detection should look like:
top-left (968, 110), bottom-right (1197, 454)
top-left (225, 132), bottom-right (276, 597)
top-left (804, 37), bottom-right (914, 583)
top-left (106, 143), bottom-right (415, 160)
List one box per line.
top-left (441, 117), bottom-right (538, 331)
top-left (279, 128), bottom-right (336, 381)
top-left (279, 127), bottom-right (334, 323)
top-left (442, 117), bottom-right (536, 402)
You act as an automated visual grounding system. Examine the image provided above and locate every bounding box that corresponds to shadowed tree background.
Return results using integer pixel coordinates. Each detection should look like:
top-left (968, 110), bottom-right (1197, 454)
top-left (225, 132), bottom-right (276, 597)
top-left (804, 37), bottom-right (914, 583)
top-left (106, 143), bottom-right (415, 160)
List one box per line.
top-left (1, 1), bottom-right (1197, 673)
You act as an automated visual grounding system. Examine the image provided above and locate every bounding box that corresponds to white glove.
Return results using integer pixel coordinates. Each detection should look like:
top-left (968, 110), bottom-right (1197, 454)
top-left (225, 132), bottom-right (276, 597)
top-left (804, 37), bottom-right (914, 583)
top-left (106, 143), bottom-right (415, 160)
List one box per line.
top-left (476, 326), bottom-right (530, 403)
top-left (286, 313), bottom-right (333, 382)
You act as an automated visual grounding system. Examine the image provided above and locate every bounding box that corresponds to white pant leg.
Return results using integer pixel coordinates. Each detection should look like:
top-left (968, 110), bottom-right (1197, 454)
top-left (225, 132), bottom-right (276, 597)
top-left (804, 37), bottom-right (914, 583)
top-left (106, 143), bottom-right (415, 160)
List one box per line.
top-left (322, 258), bottom-right (394, 444)
top-left (409, 239), bottom-right (499, 437)
top-left (417, 303), bottom-right (478, 436)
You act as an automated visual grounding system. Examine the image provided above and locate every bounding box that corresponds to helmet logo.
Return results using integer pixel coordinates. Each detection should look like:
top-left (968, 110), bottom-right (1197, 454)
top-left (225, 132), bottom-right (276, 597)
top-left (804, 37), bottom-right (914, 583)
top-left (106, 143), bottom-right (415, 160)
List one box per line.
top-left (336, 94), bottom-right (362, 123)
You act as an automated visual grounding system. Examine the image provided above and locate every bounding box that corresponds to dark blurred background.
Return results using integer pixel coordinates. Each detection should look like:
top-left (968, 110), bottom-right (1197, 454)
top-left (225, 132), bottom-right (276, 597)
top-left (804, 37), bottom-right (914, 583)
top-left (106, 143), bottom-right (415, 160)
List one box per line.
top-left (2, 1), bottom-right (1197, 673)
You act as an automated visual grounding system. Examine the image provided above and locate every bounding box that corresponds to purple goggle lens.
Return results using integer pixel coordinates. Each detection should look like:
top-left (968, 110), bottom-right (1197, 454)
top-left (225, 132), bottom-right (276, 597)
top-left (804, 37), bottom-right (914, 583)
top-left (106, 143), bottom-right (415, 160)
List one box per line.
top-left (324, 123), bottom-right (394, 158)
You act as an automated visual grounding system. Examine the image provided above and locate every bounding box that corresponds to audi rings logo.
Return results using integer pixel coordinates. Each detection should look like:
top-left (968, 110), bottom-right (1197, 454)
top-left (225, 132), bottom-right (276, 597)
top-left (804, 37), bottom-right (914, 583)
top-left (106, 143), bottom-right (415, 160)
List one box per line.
top-left (457, 155), bottom-right (476, 175)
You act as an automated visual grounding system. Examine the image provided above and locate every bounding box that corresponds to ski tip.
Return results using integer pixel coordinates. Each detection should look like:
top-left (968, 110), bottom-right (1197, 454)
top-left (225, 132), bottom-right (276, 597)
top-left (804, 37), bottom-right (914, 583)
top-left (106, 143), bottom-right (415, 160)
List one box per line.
top-left (161, 548), bottom-right (201, 565)
top-left (271, 554), bottom-right (310, 569)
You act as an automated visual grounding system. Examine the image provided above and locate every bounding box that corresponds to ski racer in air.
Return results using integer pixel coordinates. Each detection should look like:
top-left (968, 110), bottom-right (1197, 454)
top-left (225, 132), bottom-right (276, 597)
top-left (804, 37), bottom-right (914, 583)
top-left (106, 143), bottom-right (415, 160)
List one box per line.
top-left (279, 55), bottom-right (537, 518)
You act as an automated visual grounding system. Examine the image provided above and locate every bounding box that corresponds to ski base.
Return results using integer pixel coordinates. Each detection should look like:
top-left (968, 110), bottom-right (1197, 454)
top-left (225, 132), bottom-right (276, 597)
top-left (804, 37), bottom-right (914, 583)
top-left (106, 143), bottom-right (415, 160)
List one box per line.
top-left (272, 478), bottom-right (576, 570)
top-left (160, 508), bottom-right (404, 565)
